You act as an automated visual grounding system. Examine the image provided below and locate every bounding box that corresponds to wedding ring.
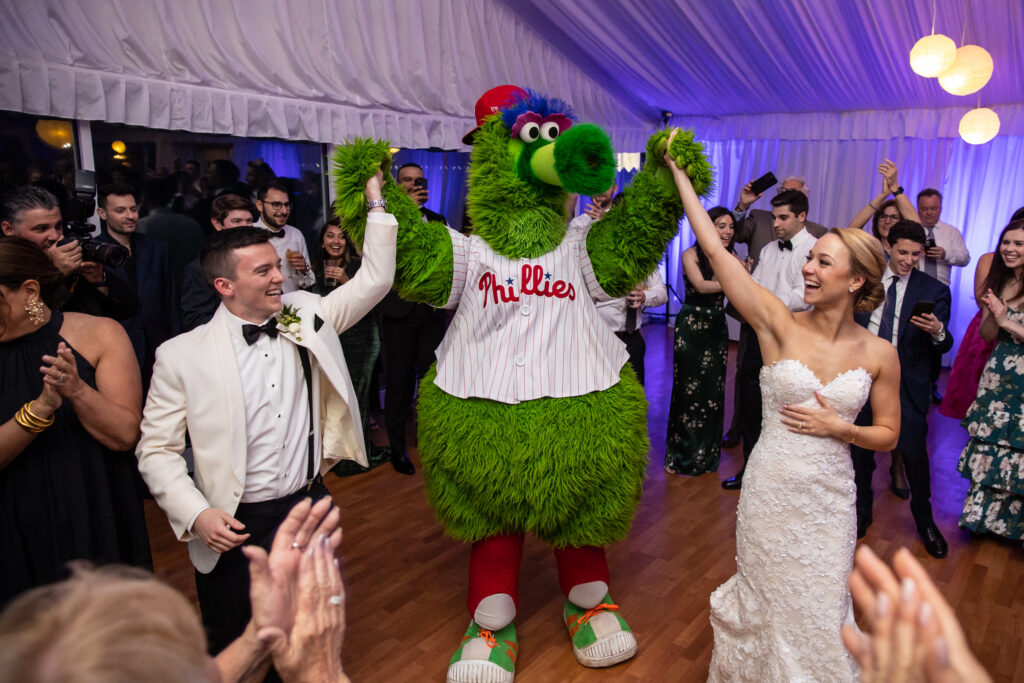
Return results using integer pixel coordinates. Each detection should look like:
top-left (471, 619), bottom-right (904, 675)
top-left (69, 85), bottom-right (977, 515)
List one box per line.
top-left (292, 542), bottom-right (302, 550)
top-left (328, 595), bottom-right (343, 605)
top-left (58, 372), bottom-right (66, 383)
top-left (799, 421), bottom-right (804, 430)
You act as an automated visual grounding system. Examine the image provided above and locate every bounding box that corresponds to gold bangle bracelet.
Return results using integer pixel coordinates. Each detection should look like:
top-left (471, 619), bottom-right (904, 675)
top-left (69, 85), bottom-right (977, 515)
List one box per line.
top-left (847, 425), bottom-right (859, 444)
top-left (13, 401), bottom-right (54, 433)
top-left (24, 401), bottom-right (54, 425)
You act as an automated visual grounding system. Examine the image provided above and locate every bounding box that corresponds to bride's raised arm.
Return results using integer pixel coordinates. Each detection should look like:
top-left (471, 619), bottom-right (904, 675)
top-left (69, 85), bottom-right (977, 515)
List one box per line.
top-left (664, 129), bottom-right (792, 340)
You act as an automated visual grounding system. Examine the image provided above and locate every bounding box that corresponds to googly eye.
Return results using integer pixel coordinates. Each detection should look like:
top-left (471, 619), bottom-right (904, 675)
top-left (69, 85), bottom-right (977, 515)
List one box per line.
top-left (518, 122), bottom-right (541, 143)
top-left (540, 121), bottom-right (561, 141)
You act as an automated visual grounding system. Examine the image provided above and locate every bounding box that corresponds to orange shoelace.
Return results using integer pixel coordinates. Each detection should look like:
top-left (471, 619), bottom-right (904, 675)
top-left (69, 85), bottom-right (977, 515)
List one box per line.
top-left (477, 629), bottom-right (497, 648)
top-left (577, 602), bottom-right (619, 626)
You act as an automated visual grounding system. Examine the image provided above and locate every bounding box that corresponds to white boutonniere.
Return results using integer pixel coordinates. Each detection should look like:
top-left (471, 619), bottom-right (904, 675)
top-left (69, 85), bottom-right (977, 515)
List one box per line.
top-left (277, 304), bottom-right (303, 341)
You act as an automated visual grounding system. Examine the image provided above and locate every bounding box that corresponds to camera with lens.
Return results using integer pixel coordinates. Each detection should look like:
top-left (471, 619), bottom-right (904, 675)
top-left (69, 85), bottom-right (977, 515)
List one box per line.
top-left (57, 169), bottom-right (129, 268)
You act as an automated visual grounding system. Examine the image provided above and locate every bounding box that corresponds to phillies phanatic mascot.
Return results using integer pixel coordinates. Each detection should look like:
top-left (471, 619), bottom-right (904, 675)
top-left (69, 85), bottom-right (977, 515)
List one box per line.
top-left (332, 85), bottom-right (711, 682)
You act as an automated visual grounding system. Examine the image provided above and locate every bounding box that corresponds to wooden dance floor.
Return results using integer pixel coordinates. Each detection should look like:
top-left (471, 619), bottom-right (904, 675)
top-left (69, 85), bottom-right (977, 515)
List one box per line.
top-left (145, 322), bottom-right (1024, 682)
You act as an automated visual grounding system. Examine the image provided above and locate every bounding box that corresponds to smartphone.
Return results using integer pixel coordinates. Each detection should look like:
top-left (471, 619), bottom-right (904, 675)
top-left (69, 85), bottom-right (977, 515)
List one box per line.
top-left (749, 171), bottom-right (778, 196)
top-left (910, 300), bottom-right (935, 318)
top-left (413, 177), bottom-right (427, 191)
top-left (924, 238), bottom-right (936, 250)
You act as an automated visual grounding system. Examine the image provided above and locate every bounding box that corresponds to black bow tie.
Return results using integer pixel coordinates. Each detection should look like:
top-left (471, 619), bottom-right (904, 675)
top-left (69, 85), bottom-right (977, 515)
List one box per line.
top-left (266, 229), bottom-right (286, 239)
top-left (778, 239), bottom-right (793, 251)
top-left (242, 319), bottom-right (279, 345)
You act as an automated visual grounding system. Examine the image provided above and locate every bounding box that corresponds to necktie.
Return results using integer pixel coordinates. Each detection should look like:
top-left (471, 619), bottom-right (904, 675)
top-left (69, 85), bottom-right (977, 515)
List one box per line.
top-left (267, 229), bottom-right (286, 239)
top-left (242, 319), bottom-right (280, 345)
top-left (778, 239), bottom-right (793, 251)
top-left (876, 275), bottom-right (899, 344)
top-left (923, 226), bottom-right (938, 278)
top-left (624, 304), bottom-right (637, 332)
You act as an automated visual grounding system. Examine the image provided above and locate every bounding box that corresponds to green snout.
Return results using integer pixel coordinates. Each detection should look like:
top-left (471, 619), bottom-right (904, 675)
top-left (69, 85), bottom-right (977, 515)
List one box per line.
top-left (527, 123), bottom-right (616, 196)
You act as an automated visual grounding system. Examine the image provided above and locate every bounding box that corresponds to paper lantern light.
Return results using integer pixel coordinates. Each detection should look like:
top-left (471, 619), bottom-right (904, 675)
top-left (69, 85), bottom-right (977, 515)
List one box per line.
top-left (959, 108), bottom-right (1000, 145)
top-left (939, 45), bottom-right (993, 96)
top-left (909, 34), bottom-right (957, 77)
top-left (35, 120), bottom-right (74, 149)
top-left (111, 140), bottom-right (127, 154)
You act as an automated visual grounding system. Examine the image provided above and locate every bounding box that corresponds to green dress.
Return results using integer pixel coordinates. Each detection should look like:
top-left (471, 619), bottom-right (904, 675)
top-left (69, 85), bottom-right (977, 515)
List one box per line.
top-left (665, 271), bottom-right (728, 475)
top-left (957, 307), bottom-right (1024, 541)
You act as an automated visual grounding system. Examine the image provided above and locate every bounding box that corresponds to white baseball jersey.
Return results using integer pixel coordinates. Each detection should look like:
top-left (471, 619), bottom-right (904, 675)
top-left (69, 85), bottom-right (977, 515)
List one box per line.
top-left (434, 220), bottom-right (629, 404)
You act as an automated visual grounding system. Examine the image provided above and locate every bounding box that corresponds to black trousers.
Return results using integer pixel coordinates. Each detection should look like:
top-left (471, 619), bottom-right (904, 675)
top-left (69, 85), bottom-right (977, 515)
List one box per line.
top-left (381, 314), bottom-right (445, 456)
top-left (615, 329), bottom-right (647, 385)
top-left (736, 323), bottom-right (763, 464)
top-left (851, 405), bottom-right (934, 529)
top-left (195, 479), bottom-right (331, 655)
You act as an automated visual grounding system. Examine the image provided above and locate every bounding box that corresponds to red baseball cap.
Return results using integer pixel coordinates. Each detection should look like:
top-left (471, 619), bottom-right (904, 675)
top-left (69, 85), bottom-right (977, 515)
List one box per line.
top-left (462, 85), bottom-right (529, 145)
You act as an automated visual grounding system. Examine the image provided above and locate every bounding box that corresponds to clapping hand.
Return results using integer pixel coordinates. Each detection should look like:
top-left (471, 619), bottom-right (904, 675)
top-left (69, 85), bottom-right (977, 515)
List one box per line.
top-left (243, 496), bottom-right (341, 638)
top-left (779, 390), bottom-right (844, 438)
top-left (979, 289), bottom-right (1007, 325)
top-left (40, 342), bottom-right (84, 398)
top-left (879, 159), bottom-right (899, 194)
top-left (842, 545), bottom-right (991, 683)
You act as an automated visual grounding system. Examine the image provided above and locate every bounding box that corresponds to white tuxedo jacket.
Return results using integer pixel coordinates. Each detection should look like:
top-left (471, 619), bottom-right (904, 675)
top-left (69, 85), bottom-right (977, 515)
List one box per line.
top-left (136, 215), bottom-right (396, 573)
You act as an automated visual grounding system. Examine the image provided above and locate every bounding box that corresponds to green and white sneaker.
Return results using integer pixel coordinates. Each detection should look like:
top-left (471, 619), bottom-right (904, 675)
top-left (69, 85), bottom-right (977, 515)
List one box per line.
top-left (563, 596), bottom-right (637, 668)
top-left (446, 620), bottom-right (518, 683)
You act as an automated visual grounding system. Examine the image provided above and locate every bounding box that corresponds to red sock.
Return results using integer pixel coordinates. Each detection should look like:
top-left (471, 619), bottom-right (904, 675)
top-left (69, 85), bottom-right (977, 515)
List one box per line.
top-left (467, 534), bottom-right (525, 617)
top-left (553, 545), bottom-right (610, 599)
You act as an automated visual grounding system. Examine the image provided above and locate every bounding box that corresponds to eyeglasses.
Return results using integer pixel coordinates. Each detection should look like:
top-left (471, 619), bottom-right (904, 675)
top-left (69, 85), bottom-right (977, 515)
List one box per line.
top-left (265, 201), bottom-right (291, 210)
top-left (880, 213), bottom-right (900, 221)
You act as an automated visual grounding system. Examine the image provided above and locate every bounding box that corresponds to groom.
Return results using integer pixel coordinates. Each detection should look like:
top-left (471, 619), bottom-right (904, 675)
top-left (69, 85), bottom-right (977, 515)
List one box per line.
top-left (851, 220), bottom-right (952, 558)
top-left (137, 174), bottom-right (396, 652)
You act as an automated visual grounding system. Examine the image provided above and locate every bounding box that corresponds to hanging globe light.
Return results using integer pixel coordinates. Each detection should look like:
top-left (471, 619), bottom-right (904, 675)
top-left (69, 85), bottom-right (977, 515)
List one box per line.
top-left (938, 45), bottom-right (993, 95)
top-left (909, 34), bottom-right (957, 77)
top-left (958, 108), bottom-right (1000, 145)
top-left (111, 140), bottom-right (127, 154)
top-left (35, 119), bottom-right (74, 149)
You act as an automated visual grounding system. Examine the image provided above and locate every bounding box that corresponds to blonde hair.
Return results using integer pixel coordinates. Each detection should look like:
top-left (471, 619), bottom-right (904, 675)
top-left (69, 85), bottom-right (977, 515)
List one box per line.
top-left (827, 227), bottom-right (886, 312)
top-left (0, 565), bottom-right (208, 683)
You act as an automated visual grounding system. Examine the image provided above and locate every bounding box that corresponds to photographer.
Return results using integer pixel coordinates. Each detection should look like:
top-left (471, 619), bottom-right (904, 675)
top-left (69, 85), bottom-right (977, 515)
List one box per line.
top-left (0, 185), bottom-right (139, 321)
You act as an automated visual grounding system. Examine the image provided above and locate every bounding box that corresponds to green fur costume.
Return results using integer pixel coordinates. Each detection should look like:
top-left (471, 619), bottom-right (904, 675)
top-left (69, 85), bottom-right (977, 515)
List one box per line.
top-left (332, 93), bottom-right (710, 547)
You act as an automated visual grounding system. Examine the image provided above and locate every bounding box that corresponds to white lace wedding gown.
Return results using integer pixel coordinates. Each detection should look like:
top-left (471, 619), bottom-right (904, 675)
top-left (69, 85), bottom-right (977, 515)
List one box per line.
top-left (708, 359), bottom-right (872, 682)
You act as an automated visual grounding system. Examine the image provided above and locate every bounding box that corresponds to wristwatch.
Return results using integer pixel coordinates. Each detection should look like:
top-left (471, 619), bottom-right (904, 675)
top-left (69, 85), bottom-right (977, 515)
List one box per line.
top-left (366, 197), bottom-right (387, 211)
top-left (892, 185), bottom-right (904, 196)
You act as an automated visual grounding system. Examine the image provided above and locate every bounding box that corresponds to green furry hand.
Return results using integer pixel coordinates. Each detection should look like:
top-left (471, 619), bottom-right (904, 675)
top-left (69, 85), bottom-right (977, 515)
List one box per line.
top-left (647, 128), bottom-right (714, 198)
top-left (331, 138), bottom-right (394, 246)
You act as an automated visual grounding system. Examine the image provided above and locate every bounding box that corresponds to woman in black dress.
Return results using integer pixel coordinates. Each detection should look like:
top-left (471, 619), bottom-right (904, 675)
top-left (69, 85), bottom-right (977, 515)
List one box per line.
top-left (665, 207), bottom-right (736, 475)
top-left (0, 237), bottom-right (150, 606)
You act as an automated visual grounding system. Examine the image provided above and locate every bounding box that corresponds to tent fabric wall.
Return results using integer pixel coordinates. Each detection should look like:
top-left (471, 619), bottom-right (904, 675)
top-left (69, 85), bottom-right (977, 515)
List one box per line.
top-left (660, 131), bottom-right (1024, 360)
top-left (0, 0), bottom-right (653, 151)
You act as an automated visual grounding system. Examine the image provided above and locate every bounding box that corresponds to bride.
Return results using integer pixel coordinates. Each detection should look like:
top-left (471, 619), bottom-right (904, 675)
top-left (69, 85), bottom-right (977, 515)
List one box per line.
top-left (665, 130), bottom-right (901, 681)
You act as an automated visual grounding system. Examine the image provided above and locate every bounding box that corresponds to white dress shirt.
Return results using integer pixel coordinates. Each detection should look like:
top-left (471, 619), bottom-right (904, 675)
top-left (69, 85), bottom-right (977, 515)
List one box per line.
top-left (255, 218), bottom-right (316, 292)
top-left (918, 220), bottom-right (970, 286)
top-left (434, 216), bottom-right (627, 403)
top-left (593, 270), bottom-right (667, 332)
top-left (751, 226), bottom-right (817, 312)
top-left (867, 267), bottom-right (910, 345)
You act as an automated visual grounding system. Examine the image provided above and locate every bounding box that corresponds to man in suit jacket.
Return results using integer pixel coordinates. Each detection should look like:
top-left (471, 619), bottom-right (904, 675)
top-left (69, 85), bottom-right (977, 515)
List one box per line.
top-left (851, 220), bottom-right (953, 558)
top-left (137, 174), bottom-right (395, 653)
top-left (96, 183), bottom-right (179, 392)
top-left (377, 162), bottom-right (447, 475)
top-left (722, 176), bottom-right (829, 452)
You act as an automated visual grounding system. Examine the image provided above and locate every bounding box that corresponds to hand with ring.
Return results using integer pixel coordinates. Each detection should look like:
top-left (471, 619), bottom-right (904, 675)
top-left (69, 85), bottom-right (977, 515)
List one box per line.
top-left (40, 342), bottom-right (84, 398)
top-left (779, 390), bottom-right (847, 438)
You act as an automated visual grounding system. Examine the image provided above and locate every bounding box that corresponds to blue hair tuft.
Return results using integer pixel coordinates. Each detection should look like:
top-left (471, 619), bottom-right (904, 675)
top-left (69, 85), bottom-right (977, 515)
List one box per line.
top-left (500, 90), bottom-right (577, 130)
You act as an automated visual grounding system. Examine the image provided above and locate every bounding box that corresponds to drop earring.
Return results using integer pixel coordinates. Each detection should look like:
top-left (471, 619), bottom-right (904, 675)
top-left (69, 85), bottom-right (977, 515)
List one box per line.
top-left (25, 298), bottom-right (45, 326)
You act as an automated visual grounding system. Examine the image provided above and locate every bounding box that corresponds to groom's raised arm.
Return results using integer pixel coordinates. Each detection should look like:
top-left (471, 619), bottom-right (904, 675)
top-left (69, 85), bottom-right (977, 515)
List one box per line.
top-left (320, 211), bottom-right (397, 334)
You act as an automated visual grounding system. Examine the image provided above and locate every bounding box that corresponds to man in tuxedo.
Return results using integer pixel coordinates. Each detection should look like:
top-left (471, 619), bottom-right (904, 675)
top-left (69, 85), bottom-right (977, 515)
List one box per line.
top-left (851, 220), bottom-right (952, 558)
top-left (96, 183), bottom-right (179, 392)
top-left (254, 179), bottom-right (315, 293)
top-left (722, 176), bottom-right (829, 449)
top-left (137, 173), bottom-right (395, 653)
top-left (724, 189), bottom-right (818, 489)
top-left (377, 162), bottom-right (447, 475)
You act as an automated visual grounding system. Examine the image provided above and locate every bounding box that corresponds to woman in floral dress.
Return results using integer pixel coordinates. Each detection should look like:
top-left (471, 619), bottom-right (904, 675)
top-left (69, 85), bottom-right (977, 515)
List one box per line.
top-left (665, 207), bottom-right (736, 475)
top-left (958, 219), bottom-right (1024, 540)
